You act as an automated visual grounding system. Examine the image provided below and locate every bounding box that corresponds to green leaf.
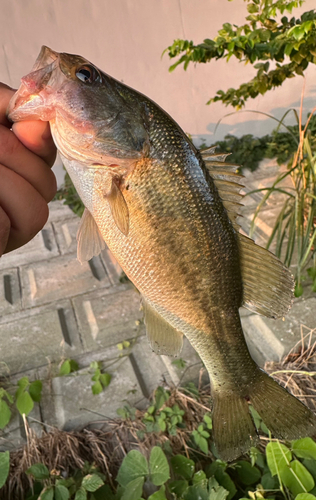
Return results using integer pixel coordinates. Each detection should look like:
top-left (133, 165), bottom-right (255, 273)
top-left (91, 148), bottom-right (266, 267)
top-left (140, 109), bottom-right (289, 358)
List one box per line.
top-left (295, 282), bottom-right (304, 297)
top-left (16, 390), bottom-right (34, 416)
top-left (148, 486), bottom-right (167, 500)
top-left (121, 476), bottom-right (144, 500)
top-left (59, 360), bottom-right (71, 376)
top-left (26, 463), bottom-right (50, 480)
top-left (0, 399), bottom-right (11, 429)
top-left (170, 455), bottom-right (195, 480)
top-left (40, 487), bottom-right (54, 500)
top-left (154, 387), bottom-right (170, 410)
top-left (236, 461), bottom-right (261, 485)
top-left (171, 358), bottom-right (186, 369)
top-left (69, 359), bottom-right (79, 372)
top-left (183, 484), bottom-right (209, 500)
top-left (266, 441), bottom-right (292, 476)
top-left (203, 414), bottom-right (212, 429)
top-left (99, 373), bottom-right (112, 388)
top-left (261, 471), bottom-right (278, 489)
top-left (149, 447), bottom-right (170, 486)
top-left (74, 487), bottom-right (87, 500)
top-left (209, 485), bottom-right (229, 500)
top-left (81, 473), bottom-right (104, 492)
top-left (0, 451), bottom-right (10, 489)
top-left (214, 470), bottom-right (236, 500)
top-left (17, 376), bottom-right (29, 390)
top-left (280, 460), bottom-right (314, 496)
top-left (29, 380), bottom-right (42, 403)
top-left (293, 439), bottom-right (316, 460)
top-left (55, 484), bottom-right (70, 500)
top-left (92, 484), bottom-right (115, 500)
top-left (193, 470), bottom-right (207, 485)
top-left (92, 381), bottom-right (103, 395)
top-left (168, 480), bottom-right (188, 497)
top-left (295, 495), bottom-right (316, 500)
top-left (116, 450), bottom-right (149, 487)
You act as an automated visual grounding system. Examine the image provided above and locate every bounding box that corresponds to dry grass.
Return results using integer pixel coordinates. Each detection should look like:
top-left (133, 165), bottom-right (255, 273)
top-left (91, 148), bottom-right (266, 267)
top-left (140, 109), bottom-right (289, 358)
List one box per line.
top-left (1, 379), bottom-right (212, 500)
top-left (3, 328), bottom-right (316, 499)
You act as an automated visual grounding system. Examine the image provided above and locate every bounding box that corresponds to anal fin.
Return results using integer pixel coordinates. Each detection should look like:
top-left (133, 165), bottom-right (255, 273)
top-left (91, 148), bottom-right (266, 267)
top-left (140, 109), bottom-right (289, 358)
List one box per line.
top-left (142, 298), bottom-right (183, 356)
top-left (77, 208), bottom-right (106, 263)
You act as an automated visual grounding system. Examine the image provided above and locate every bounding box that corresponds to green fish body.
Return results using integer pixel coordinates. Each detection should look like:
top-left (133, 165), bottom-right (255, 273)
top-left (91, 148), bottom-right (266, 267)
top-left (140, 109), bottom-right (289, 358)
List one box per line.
top-left (8, 46), bottom-right (316, 460)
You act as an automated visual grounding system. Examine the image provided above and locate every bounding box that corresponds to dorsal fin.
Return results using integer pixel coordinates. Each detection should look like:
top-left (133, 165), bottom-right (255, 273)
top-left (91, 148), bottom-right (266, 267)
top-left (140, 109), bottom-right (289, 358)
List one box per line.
top-left (200, 147), bottom-right (294, 318)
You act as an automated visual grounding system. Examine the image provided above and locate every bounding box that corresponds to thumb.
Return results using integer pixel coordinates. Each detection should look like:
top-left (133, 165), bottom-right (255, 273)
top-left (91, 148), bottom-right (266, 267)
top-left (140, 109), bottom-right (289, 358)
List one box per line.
top-left (12, 120), bottom-right (57, 167)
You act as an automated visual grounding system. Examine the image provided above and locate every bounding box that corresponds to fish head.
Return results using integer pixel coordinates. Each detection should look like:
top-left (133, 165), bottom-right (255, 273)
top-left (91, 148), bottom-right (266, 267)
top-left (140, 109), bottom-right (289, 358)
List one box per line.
top-left (7, 46), bottom-right (149, 167)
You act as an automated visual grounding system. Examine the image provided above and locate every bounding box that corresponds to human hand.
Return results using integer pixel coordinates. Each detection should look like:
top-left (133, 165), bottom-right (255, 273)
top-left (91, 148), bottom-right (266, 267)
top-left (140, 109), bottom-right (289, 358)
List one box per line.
top-left (0, 83), bottom-right (57, 257)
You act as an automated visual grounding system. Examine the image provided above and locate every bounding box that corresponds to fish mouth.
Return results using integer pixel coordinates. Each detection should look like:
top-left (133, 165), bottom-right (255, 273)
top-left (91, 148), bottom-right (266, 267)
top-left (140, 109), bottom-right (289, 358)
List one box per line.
top-left (7, 46), bottom-right (60, 122)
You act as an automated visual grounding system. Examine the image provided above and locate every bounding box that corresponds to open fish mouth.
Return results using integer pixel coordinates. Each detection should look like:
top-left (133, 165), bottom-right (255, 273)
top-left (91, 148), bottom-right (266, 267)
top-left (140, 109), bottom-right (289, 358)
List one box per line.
top-left (7, 46), bottom-right (60, 122)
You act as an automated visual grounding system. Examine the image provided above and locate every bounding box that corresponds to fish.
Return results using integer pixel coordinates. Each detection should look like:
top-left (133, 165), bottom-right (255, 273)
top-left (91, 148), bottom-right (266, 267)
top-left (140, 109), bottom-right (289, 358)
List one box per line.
top-left (7, 46), bottom-right (316, 461)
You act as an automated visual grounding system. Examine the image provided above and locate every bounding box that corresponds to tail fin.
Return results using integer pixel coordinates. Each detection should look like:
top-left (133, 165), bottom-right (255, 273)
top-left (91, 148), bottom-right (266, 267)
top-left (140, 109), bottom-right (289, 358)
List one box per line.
top-left (212, 392), bottom-right (258, 461)
top-left (212, 371), bottom-right (316, 462)
top-left (250, 370), bottom-right (316, 440)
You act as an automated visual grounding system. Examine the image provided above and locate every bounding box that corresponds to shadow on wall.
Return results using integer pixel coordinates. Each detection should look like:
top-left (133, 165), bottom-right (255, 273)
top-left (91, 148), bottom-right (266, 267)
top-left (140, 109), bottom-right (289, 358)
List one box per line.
top-left (192, 89), bottom-right (316, 148)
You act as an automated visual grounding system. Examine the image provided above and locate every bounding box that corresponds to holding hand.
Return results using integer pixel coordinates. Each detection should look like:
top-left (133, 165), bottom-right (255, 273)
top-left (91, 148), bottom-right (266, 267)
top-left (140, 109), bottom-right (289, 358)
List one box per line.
top-left (0, 83), bottom-right (57, 256)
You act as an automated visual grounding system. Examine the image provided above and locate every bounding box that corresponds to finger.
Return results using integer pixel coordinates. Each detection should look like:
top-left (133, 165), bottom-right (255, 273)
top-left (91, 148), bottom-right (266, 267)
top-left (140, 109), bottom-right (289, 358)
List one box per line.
top-left (0, 164), bottom-right (49, 253)
top-left (0, 206), bottom-right (10, 257)
top-left (0, 83), bottom-right (15, 127)
top-left (12, 120), bottom-right (57, 167)
top-left (0, 124), bottom-right (57, 202)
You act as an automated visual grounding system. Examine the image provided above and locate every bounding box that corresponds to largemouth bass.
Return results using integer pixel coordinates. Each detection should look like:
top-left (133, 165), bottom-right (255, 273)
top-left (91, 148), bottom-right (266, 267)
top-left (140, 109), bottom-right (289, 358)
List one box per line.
top-left (7, 46), bottom-right (316, 460)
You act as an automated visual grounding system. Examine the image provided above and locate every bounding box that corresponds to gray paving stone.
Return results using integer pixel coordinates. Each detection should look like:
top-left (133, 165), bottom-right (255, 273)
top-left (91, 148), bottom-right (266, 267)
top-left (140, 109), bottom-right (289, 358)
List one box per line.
top-left (47, 199), bottom-right (78, 223)
top-left (242, 296), bottom-right (316, 367)
top-left (40, 346), bottom-right (143, 430)
top-left (20, 253), bottom-right (110, 309)
top-left (0, 223), bottom-right (59, 270)
top-left (0, 268), bottom-right (22, 316)
top-left (0, 300), bottom-right (83, 375)
top-left (53, 218), bottom-right (81, 255)
top-left (73, 286), bottom-right (143, 351)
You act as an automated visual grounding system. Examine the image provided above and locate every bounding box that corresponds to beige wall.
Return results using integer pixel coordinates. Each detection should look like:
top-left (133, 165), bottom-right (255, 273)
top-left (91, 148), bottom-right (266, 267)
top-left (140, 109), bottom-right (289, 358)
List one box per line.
top-left (1, 0), bottom-right (316, 165)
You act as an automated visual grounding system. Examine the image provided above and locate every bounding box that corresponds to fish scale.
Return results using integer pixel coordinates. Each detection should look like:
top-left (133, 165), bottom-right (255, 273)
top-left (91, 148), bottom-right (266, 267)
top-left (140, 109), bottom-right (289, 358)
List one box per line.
top-left (7, 46), bottom-right (316, 461)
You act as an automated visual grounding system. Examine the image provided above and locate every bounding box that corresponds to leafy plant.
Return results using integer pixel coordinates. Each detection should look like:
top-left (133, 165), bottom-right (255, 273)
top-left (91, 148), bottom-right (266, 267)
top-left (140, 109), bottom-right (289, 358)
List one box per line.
top-left (0, 376), bottom-right (42, 429)
top-left (141, 386), bottom-right (185, 436)
top-left (25, 461), bottom-right (105, 500)
top-left (248, 105), bottom-right (316, 295)
top-left (89, 361), bottom-right (112, 395)
top-left (164, 0), bottom-right (316, 109)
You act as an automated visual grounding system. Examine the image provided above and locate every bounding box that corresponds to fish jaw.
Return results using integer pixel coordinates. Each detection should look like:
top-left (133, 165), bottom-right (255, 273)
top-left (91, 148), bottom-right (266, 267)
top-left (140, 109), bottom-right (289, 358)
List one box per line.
top-left (7, 47), bottom-right (61, 122)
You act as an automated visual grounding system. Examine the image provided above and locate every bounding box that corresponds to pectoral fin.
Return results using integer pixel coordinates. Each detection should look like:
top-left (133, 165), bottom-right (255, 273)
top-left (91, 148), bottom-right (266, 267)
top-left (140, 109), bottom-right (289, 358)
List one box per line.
top-left (77, 208), bottom-right (106, 263)
top-left (142, 298), bottom-right (183, 356)
top-left (106, 178), bottom-right (129, 236)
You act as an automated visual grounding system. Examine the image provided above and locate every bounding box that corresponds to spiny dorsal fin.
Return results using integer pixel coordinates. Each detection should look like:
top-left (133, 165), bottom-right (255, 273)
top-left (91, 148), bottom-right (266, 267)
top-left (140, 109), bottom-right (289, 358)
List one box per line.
top-left (105, 177), bottom-right (130, 236)
top-left (77, 208), bottom-right (106, 263)
top-left (142, 297), bottom-right (183, 356)
top-left (200, 147), bottom-right (294, 319)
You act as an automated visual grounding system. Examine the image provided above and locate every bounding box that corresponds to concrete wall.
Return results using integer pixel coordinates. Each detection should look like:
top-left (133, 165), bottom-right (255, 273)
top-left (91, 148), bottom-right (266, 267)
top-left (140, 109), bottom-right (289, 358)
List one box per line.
top-left (1, 0), bottom-right (316, 156)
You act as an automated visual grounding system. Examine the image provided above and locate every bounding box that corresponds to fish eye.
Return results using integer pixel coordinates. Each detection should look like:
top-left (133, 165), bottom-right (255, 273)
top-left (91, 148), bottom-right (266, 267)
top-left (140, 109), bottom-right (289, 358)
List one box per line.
top-left (75, 65), bottom-right (101, 84)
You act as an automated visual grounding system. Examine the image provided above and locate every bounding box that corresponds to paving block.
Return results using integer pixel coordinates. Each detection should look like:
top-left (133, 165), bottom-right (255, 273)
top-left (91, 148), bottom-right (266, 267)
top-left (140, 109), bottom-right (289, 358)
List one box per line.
top-left (53, 217), bottom-right (81, 255)
top-left (0, 267), bottom-right (22, 316)
top-left (40, 346), bottom-right (143, 430)
top-left (242, 296), bottom-right (316, 366)
top-left (0, 223), bottom-right (59, 270)
top-left (20, 253), bottom-right (110, 308)
top-left (73, 286), bottom-right (143, 350)
top-left (100, 248), bottom-right (123, 285)
top-left (160, 337), bottom-right (206, 387)
top-left (0, 300), bottom-right (83, 375)
top-left (47, 199), bottom-right (78, 222)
